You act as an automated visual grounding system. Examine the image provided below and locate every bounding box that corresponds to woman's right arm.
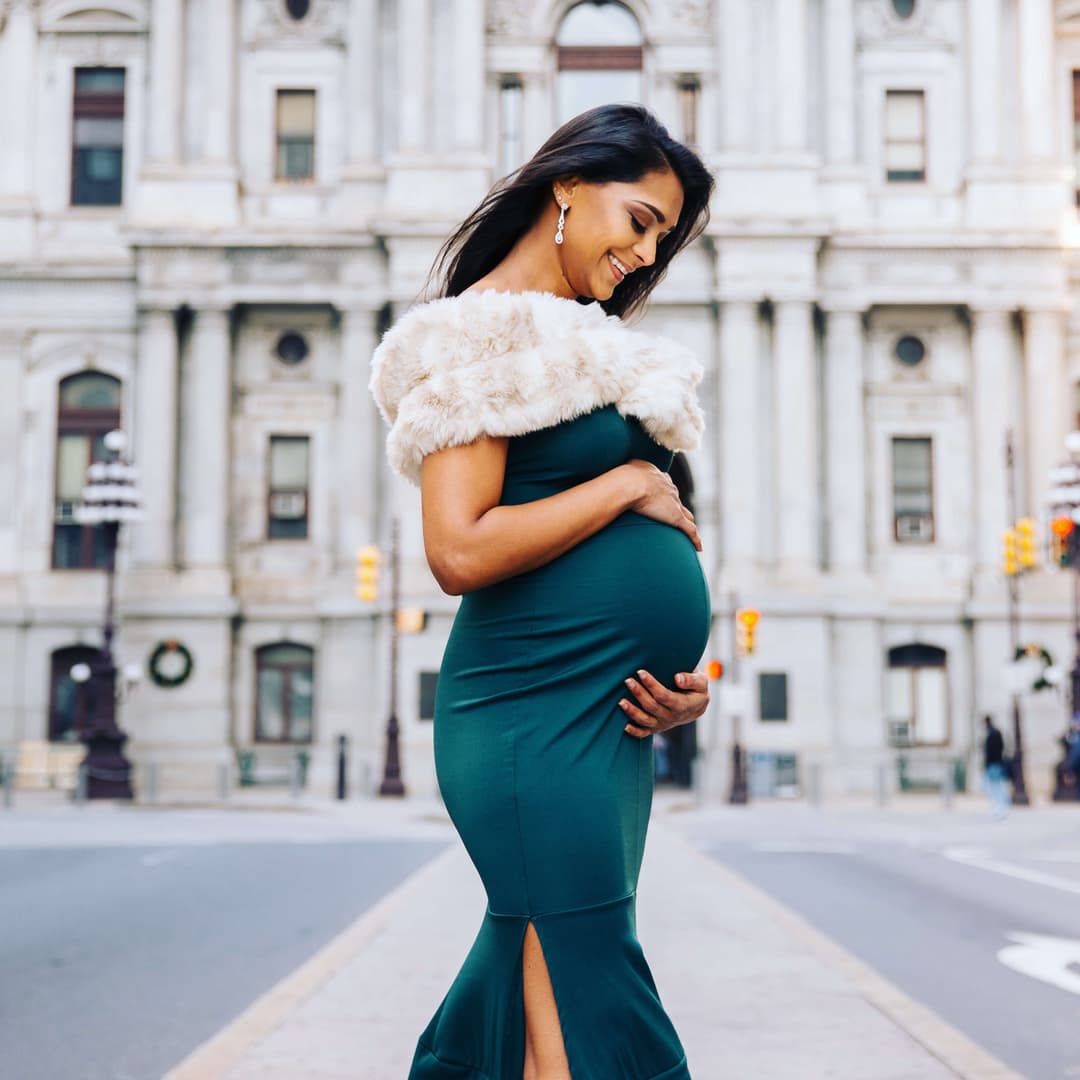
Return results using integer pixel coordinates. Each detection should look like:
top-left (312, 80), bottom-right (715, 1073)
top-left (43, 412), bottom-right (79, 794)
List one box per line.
top-left (421, 436), bottom-right (700, 596)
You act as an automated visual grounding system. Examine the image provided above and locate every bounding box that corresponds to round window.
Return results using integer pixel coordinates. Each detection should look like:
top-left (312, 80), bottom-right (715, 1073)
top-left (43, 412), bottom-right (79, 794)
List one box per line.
top-left (895, 336), bottom-right (926, 367)
top-left (276, 331), bottom-right (310, 366)
top-left (285, 0), bottom-right (310, 20)
top-left (892, 0), bottom-right (916, 19)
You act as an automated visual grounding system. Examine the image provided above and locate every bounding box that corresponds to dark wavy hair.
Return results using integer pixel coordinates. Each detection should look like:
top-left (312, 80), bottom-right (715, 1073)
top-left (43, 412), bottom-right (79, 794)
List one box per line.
top-left (422, 103), bottom-right (715, 320)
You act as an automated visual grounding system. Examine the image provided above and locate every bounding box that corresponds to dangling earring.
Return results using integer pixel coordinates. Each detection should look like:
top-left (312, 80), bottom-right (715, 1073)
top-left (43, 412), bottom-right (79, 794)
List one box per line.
top-left (555, 202), bottom-right (567, 245)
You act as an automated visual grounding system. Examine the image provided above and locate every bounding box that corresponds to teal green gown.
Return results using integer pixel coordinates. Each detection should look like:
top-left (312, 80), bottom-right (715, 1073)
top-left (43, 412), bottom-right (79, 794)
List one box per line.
top-left (410, 404), bottom-right (711, 1079)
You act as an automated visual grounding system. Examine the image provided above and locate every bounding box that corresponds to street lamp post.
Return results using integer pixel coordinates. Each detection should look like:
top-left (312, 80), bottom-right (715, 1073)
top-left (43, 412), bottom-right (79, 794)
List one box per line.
top-left (73, 430), bottom-right (142, 799)
top-left (378, 515), bottom-right (405, 796)
top-left (1003, 432), bottom-right (1031, 806)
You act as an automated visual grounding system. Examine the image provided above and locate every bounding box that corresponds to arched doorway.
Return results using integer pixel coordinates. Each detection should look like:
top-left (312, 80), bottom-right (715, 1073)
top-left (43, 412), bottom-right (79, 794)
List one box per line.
top-left (48, 645), bottom-right (100, 742)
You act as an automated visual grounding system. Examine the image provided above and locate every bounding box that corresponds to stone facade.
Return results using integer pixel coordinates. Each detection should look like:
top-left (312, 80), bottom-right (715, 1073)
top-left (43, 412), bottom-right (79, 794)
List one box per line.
top-left (1, 0), bottom-right (1078, 799)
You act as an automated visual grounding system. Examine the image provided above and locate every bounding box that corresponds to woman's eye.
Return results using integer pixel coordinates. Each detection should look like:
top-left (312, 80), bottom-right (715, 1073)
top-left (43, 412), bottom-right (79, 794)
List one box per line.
top-left (629, 215), bottom-right (646, 234)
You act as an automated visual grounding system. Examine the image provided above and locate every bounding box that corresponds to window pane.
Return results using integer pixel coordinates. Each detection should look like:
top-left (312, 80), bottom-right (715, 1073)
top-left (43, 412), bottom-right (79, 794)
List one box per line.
top-left (886, 92), bottom-right (924, 140)
top-left (885, 141), bottom-right (925, 171)
top-left (257, 668), bottom-right (286, 740)
top-left (277, 90), bottom-right (316, 136)
top-left (893, 438), bottom-right (932, 514)
top-left (270, 436), bottom-right (309, 487)
top-left (76, 68), bottom-right (125, 94)
top-left (52, 524), bottom-right (84, 569)
top-left (557, 71), bottom-right (642, 125)
top-left (759, 673), bottom-right (788, 722)
top-left (915, 667), bottom-right (948, 743)
top-left (277, 140), bottom-right (314, 180)
top-left (288, 668), bottom-right (313, 741)
top-left (59, 372), bottom-right (121, 410)
top-left (885, 668), bottom-right (913, 722)
top-left (500, 80), bottom-right (523, 176)
top-left (260, 643), bottom-right (313, 667)
top-left (557, 2), bottom-right (642, 45)
top-left (56, 435), bottom-right (90, 499)
top-left (75, 117), bottom-right (124, 148)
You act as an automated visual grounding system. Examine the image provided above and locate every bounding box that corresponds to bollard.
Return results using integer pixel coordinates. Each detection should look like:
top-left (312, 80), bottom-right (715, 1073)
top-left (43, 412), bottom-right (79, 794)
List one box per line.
top-left (942, 760), bottom-right (955, 811)
top-left (290, 753), bottom-right (303, 799)
top-left (876, 762), bottom-right (889, 807)
top-left (336, 734), bottom-right (348, 801)
top-left (217, 761), bottom-right (231, 802)
top-left (74, 763), bottom-right (88, 804)
top-left (145, 762), bottom-right (160, 804)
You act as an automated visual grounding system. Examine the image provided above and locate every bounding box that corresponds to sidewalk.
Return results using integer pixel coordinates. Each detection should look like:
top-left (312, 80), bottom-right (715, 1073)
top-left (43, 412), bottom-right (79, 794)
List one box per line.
top-left (163, 807), bottom-right (1020, 1080)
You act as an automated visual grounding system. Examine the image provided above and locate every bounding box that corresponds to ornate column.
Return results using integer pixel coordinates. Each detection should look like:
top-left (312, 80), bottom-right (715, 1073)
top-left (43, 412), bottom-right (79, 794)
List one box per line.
top-left (971, 309), bottom-right (1013, 571)
top-left (202, 0), bottom-right (235, 163)
top-left (1018, 0), bottom-right (1054, 161)
top-left (719, 301), bottom-right (759, 568)
top-left (133, 307), bottom-right (179, 570)
top-left (337, 308), bottom-right (380, 568)
top-left (1023, 309), bottom-right (1067, 514)
top-left (0, 0), bottom-right (36, 197)
top-left (0, 333), bottom-right (22, 575)
top-left (452, 0), bottom-right (485, 152)
top-left (774, 0), bottom-right (807, 152)
top-left (967, 0), bottom-right (1001, 164)
top-left (180, 307), bottom-right (231, 570)
top-left (147, 0), bottom-right (183, 164)
top-left (345, 0), bottom-right (379, 164)
top-left (720, 0), bottom-right (752, 151)
top-left (824, 308), bottom-right (866, 574)
top-left (774, 301), bottom-right (819, 572)
top-left (823, 0), bottom-right (855, 165)
top-left (397, 0), bottom-right (430, 154)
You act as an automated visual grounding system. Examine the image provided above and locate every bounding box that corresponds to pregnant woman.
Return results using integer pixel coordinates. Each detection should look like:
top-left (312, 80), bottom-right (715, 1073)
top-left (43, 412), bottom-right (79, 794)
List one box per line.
top-left (370, 104), bottom-right (715, 1079)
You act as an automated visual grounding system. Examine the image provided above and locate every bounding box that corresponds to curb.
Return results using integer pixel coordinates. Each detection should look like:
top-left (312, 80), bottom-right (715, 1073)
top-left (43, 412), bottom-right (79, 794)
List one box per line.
top-left (162, 842), bottom-right (458, 1080)
top-left (657, 824), bottom-right (1023, 1080)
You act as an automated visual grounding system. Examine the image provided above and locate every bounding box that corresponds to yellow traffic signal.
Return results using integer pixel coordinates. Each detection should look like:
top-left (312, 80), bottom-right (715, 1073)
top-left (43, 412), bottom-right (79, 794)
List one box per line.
top-left (1053, 517), bottom-right (1076, 567)
top-left (736, 608), bottom-right (760, 657)
top-left (1016, 517), bottom-right (1037, 570)
top-left (1002, 528), bottom-right (1018, 577)
top-left (355, 544), bottom-right (381, 602)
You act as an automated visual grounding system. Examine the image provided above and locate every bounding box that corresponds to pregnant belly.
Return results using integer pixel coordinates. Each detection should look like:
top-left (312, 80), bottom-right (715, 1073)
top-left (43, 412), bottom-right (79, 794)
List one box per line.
top-left (450, 514), bottom-right (712, 689)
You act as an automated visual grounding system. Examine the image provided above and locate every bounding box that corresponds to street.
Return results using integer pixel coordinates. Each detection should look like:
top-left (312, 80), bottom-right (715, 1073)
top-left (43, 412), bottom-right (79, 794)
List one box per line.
top-left (671, 799), bottom-right (1080, 1080)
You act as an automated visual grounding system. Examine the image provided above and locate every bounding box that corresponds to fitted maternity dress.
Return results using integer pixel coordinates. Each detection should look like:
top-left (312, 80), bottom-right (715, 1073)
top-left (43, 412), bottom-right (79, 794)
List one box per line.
top-left (369, 290), bottom-right (711, 1080)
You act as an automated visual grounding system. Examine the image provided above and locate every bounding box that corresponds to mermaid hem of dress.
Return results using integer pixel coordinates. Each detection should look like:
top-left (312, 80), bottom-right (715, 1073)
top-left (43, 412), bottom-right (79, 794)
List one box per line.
top-left (407, 892), bottom-right (690, 1080)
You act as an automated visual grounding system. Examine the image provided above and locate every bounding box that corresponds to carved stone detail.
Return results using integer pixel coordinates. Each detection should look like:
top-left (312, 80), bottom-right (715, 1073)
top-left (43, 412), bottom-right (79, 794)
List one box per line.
top-left (246, 0), bottom-right (345, 47)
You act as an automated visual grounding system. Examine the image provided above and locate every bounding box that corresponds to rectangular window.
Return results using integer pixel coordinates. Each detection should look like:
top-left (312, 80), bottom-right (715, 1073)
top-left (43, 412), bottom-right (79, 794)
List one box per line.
top-left (886, 667), bottom-right (948, 746)
top-left (276, 89), bottom-right (316, 180)
top-left (758, 673), bottom-right (788, 723)
top-left (884, 89), bottom-right (926, 183)
top-left (419, 671), bottom-right (439, 721)
top-left (677, 76), bottom-right (700, 148)
top-left (499, 77), bottom-right (523, 177)
top-left (892, 437), bottom-right (934, 543)
top-left (71, 67), bottom-right (125, 206)
top-left (267, 435), bottom-right (310, 539)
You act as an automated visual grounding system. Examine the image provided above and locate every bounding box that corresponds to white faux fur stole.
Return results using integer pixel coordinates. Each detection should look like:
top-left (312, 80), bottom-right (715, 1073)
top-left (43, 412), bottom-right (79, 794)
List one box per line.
top-left (368, 289), bottom-right (705, 486)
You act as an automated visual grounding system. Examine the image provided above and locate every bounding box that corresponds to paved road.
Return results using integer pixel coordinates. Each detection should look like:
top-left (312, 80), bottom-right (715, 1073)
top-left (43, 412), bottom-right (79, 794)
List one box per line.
top-left (2, 837), bottom-right (447, 1080)
top-left (677, 804), bottom-right (1080, 1080)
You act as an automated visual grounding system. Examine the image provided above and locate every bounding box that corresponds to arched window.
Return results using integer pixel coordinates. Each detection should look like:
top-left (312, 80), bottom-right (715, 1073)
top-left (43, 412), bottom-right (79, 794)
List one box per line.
top-left (886, 643), bottom-right (948, 747)
top-left (255, 643), bottom-right (314, 743)
top-left (53, 372), bottom-right (121, 569)
top-left (556, 2), bottom-right (643, 125)
top-left (49, 645), bottom-right (100, 742)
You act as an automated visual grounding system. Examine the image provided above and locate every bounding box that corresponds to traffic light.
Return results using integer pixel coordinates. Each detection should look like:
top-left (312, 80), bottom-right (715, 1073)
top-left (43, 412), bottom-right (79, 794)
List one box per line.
top-left (1052, 517), bottom-right (1076, 568)
top-left (1002, 527), bottom-right (1018, 577)
top-left (706, 659), bottom-right (724, 680)
top-left (355, 544), bottom-right (381, 602)
top-left (1016, 517), bottom-right (1037, 570)
top-left (735, 608), bottom-right (760, 657)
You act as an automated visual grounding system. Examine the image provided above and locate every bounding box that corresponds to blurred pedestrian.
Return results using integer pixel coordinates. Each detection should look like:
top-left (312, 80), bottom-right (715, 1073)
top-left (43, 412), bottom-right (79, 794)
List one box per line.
top-left (981, 714), bottom-right (1010, 820)
top-left (1065, 714), bottom-right (1080, 785)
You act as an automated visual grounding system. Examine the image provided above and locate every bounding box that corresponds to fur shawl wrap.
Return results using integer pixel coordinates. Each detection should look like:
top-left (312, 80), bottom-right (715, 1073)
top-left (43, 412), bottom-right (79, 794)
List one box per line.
top-left (367, 289), bottom-right (705, 486)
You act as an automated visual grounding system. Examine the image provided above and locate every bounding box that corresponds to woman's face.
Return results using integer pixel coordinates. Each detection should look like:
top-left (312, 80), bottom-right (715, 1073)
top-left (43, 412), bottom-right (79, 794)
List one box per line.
top-left (553, 169), bottom-right (685, 301)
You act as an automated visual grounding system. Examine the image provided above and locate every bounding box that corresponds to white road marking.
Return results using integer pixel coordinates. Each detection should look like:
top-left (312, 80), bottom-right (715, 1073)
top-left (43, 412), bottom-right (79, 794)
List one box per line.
top-left (997, 932), bottom-right (1080, 997)
top-left (752, 841), bottom-right (857, 855)
top-left (140, 850), bottom-right (180, 867)
top-left (942, 846), bottom-right (1080, 897)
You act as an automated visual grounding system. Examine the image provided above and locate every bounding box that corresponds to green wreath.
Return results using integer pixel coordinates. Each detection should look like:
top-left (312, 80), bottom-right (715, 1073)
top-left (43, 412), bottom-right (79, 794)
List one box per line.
top-left (148, 639), bottom-right (194, 688)
top-left (1014, 643), bottom-right (1054, 693)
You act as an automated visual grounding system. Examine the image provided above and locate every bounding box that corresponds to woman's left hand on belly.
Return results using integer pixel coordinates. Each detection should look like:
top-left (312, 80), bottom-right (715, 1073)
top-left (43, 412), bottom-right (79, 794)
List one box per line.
top-left (619, 669), bottom-right (709, 739)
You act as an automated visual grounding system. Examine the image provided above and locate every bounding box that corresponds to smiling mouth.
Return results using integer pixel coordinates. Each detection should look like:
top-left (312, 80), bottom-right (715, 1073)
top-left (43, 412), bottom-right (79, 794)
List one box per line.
top-left (607, 252), bottom-right (630, 281)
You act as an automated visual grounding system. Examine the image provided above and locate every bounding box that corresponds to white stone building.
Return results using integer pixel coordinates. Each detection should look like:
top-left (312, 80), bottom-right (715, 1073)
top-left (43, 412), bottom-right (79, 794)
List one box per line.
top-left (2, 0), bottom-right (1079, 800)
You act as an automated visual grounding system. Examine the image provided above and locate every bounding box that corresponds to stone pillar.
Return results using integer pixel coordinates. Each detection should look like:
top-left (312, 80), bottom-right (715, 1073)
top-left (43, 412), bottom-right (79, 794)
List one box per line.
top-left (824, 309), bottom-right (866, 573)
top-left (0, 0), bottom-right (36, 197)
top-left (133, 307), bottom-right (179, 569)
top-left (337, 308), bottom-right (380, 568)
top-left (147, 0), bottom-right (183, 164)
top-left (970, 309), bottom-right (1013, 571)
top-left (181, 307), bottom-right (231, 569)
top-left (774, 301), bottom-right (818, 572)
top-left (967, 0), bottom-right (1001, 164)
top-left (346, 0), bottom-right (379, 164)
top-left (720, 0), bottom-right (752, 151)
top-left (823, 0), bottom-right (855, 164)
top-left (0, 333), bottom-right (22, 575)
top-left (1023, 309), bottom-right (1067, 515)
top-left (398, 0), bottom-right (430, 154)
top-left (202, 0), bottom-right (235, 163)
top-left (774, 0), bottom-right (807, 152)
top-left (719, 301), bottom-right (759, 567)
top-left (1018, 0), bottom-right (1054, 160)
top-left (452, 0), bottom-right (485, 152)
